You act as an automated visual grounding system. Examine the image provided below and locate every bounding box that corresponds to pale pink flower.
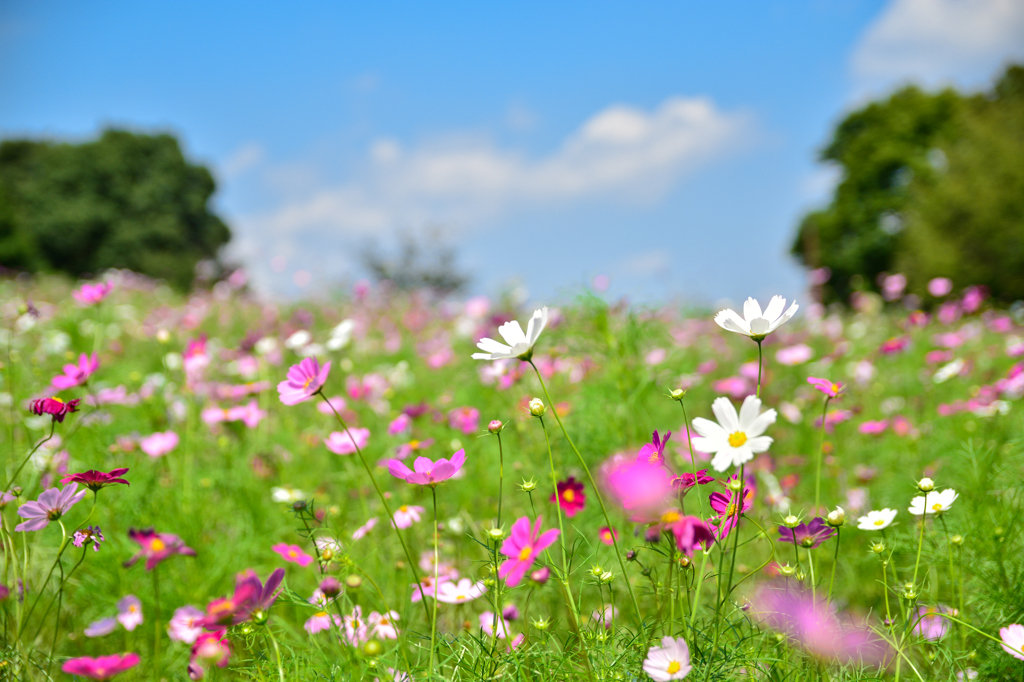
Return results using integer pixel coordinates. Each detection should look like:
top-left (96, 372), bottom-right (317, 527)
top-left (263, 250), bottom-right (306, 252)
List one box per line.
top-left (387, 413), bottom-right (412, 435)
top-left (72, 281), bottom-right (113, 306)
top-left (480, 611), bottom-right (512, 638)
top-left (776, 344), bottom-right (814, 366)
top-left (643, 636), bottom-right (692, 681)
top-left (352, 517), bottom-right (378, 540)
top-left (391, 505), bottom-right (424, 529)
top-left (369, 610), bottom-right (400, 639)
top-left (140, 431), bottom-right (179, 458)
top-left (51, 353), bottom-right (99, 390)
top-left (277, 358), bottom-right (331, 406)
top-left (448, 406), bottom-right (480, 434)
top-left (316, 396), bottom-right (348, 416)
top-left (343, 605), bottom-right (369, 646)
top-left (325, 428), bottom-right (370, 456)
top-left (858, 420), bottom-right (889, 435)
top-left (387, 449), bottom-right (466, 486)
top-left (928, 277), bottom-right (953, 297)
top-left (168, 605), bottom-right (205, 644)
top-left (1000, 623), bottom-right (1024, 660)
top-left (436, 578), bottom-right (487, 604)
top-left (15, 483), bottom-right (87, 531)
top-left (117, 595), bottom-right (143, 631)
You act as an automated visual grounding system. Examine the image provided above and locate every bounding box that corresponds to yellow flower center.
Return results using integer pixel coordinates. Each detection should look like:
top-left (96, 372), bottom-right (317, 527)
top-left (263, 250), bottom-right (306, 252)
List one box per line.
top-left (562, 489), bottom-right (575, 503)
top-left (315, 611), bottom-right (328, 618)
top-left (727, 503), bottom-right (737, 517)
top-left (409, 440), bottom-right (420, 448)
top-left (518, 545), bottom-right (533, 561)
top-left (661, 511), bottom-right (681, 524)
top-left (649, 452), bottom-right (660, 463)
top-left (728, 431), bottom-right (747, 447)
top-left (303, 376), bottom-right (314, 389)
top-left (288, 550), bottom-right (297, 558)
top-left (667, 661), bottom-right (681, 674)
top-left (931, 503), bottom-right (943, 511)
top-left (456, 595), bottom-right (466, 601)
top-left (831, 383), bottom-right (840, 394)
top-left (150, 538), bottom-right (166, 552)
top-left (399, 505), bottom-right (408, 513)
top-left (51, 396), bottom-right (64, 404)
top-left (874, 519), bottom-right (885, 526)
top-left (129, 605), bottom-right (137, 613)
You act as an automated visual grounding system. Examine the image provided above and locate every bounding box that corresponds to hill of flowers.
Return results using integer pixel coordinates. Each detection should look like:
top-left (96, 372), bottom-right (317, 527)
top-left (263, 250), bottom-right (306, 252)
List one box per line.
top-left (2, 270), bottom-right (1024, 681)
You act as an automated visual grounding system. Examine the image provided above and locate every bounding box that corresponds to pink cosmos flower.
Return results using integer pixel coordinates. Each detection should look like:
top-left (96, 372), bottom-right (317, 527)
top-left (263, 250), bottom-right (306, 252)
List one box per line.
top-left (73, 525), bottom-right (105, 551)
top-left (913, 604), bottom-right (953, 640)
top-left (169, 605), bottom-right (205, 644)
top-left (551, 477), bottom-right (586, 517)
top-left (859, 420), bottom-right (889, 435)
top-left (778, 518), bottom-right (836, 549)
top-left (815, 409), bottom-right (853, 433)
top-left (395, 438), bottom-right (433, 460)
top-left (304, 610), bottom-right (340, 634)
top-left (325, 428), bottom-right (370, 456)
top-left (480, 611), bottom-right (512, 638)
top-left (140, 431), bottom-right (179, 458)
top-left (708, 477), bottom-right (753, 541)
top-left (388, 413), bottom-right (412, 435)
top-left (448, 406), bottom-right (480, 434)
top-left (343, 605), bottom-right (370, 646)
top-left (391, 505), bottom-right (424, 529)
top-left (227, 400), bottom-right (267, 428)
top-left (124, 528), bottom-right (196, 570)
top-left (62, 653), bottom-right (139, 680)
top-left (776, 344), bottom-right (814, 366)
top-left (643, 636), bottom-right (692, 681)
top-left (277, 357), bottom-right (331, 405)
top-left (410, 575), bottom-right (450, 603)
top-left (72, 281), bottom-right (113, 306)
top-left (190, 630), bottom-right (230, 678)
top-left (436, 578), bottom-right (487, 604)
top-left (879, 337), bottom-right (910, 355)
top-left (51, 353), bottom-right (99, 390)
top-left (498, 516), bottom-right (560, 587)
top-left (671, 469), bottom-right (715, 493)
top-left (603, 456), bottom-right (674, 516)
top-left (15, 483), bottom-right (87, 531)
top-left (387, 449), bottom-right (466, 486)
top-left (369, 610), bottom-right (401, 639)
top-left (61, 468), bottom-right (129, 492)
top-left (352, 517), bottom-right (378, 540)
top-left (671, 516), bottom-right (716, 556)
top-left (1000, 623), bottom-right (1024, 660)
top-left (316, 395), bottom-right (348, 416)
top-left (272, 543), bottom-right (314, 567)
top-left (117, 595), bottom-right (143, 631)
top-left (201, 569), bottom-right (284, 628)
top-left (84, 617), bottom-right (117, 637)
top-left (928, 277), bottom-right (953, 297)
top-left (30, 396), bottom-right (81, 423)
top-left (531, 566), bottom-right (550, 584)
top-left (807, 377), bottom-right (844, 399)
top-left (598, 527), bottom-right (618, 545)
top-left (637, 430), bottom-right (671, 465)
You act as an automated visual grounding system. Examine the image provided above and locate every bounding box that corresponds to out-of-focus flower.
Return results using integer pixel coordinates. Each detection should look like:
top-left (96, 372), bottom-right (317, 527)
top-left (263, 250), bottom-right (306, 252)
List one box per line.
top-left (394, 438), bottom-right (433, 460)
top-left (1000, 623), bottom-right (1024, 660)
top-left (776, 344), bottom-right (814, 366)
top-left (61, 468), bottom-right (129, 492)
top-left (815, 409), bottom-right (854, 433)
top-left (472, 307), bottom-right (549, 361)
top-left (72, 282), bottom-right (113, 306)
top-left (124, 528), bottom-right (196, 570)
top-left (856, 509), bottom-right (897, 531)
top-left (671, 469), bottom-right (715, 493)
top-left (709, 477), bottom-right (753, 540)
top-left (387, 449), bottom-right (466, 486)
top-left (714, 296), bottom-right (799, 341)
top-left (879, 337), bottom-right (910, 355)
top-left (352, 517), bottom-right (378, 540)
top-left (388, 413), bottom-right (412, 435)
top-left (643, 636), bottom-right (692, 681)
top-left (190, 630), bottom-right (231, 676)
top-left (448, 406), bottom-right (480, 434)
top-left (551, 477), bottom-right (585, 517)
top-left (117, 595), bottom-right (143, 631)
top-left (778, 518), bottom-right (836, 549)
top-left (73, 525), bottom-right (105, 552)
top-left (391, 505), bottom-right (424, 529)
top-left (277, 357), bottom-right (331, 405)
top-left (598, 526), bottom-right (618, 545)
top-left (928, 277), bottom-right (953, 297)
top-left (603, 457), bottom-right (673, 515)
top-left (140, 431), bottom-right (179, 458)
top-left (169, 605), bottom-right (205, 644)
top-left (30, 396), bottom-right (82, 423)
top-left (671, 516), bottom-right (716, 556)
top-left (637, 430), bottom-right (672, 465)
top-left (808, 377), bottom-right (844, 399)
top-left (436, 578), bottom-right (487, 604)
top-left (750, 584), bottom-right (889, 664)
top-left (343, 605), bottom-right (370, 646)
top-left (908, 489), bottom-right (958, 515)
top-left (316, 396), bottom-right (348, 416)
top-left (84, 617), bottom-right (118, 638)
top-left (272, 543), bottom-right (314, 567)
top-left (499, 516), bottom-right (559, 587)
top-left (270, 486), bottom-right (306, 503)
top-left (480, 611), bottom-right (513, 638)
top-left (325, 428), bottom-right (371, 456)
top-left (369, 610), bottom-right (401, 639)
top-left (858, 420), bottom-right (888, 435)
top-left (914, 605), bottom-right (954, 640)
top-left (61, 653), bottom-right (139, 680)
top-left (15, 483), bottom-right (87, 532)
top-left (691, 395), bottom-right (777, 472)
top-left (51, 353), bottom-right (100, 390)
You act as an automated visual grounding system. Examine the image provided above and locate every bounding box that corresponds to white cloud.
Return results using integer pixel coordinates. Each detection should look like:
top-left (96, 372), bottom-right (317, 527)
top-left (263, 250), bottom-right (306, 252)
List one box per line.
top-left (852, 0), bottom-right (1024, 87)
top-left (241, 95), bottom-right (753, 241)
top-left (619, 249), bottom-right (671, 277)
top-left (220, 142), bottom-right (265, 180)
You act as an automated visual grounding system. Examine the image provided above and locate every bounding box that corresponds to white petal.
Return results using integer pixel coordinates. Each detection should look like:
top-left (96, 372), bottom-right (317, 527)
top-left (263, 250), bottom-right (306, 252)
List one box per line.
top-left (745, 408), bottom-right (778, 438)
top-left (762, 295), bottom-right (786, 323)
top-left (714, 309), bottom-right (750, 335)
top-left (743, 297), bottom-right (762, 322)
top-left (731, 445), bottom-right (755, 466)
top-left (711, 397), bottom-right (740, 433)
top-left (737, 395), bottom-right (763, 430)
top-left (745, 435), bottom-right (773, 453)
top-left (691, 417), bottom-right (727, 440)
top-left (690, 435), bottom-right (723, 454)
top-left (497, 320), bottom-right (527, 347)
top-left (476, 337), bottom-right (512, 354)
top-left (525, 307), bottom-right (548, 346)
top-left (767, 301), bottom-right (799, 333)
top-left (710, 450), bottom-right (735, 472)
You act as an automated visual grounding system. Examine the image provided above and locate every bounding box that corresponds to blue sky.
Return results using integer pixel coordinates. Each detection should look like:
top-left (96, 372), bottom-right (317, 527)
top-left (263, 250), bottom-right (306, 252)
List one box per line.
top-left (2, 1), bottom-right (1022, 305)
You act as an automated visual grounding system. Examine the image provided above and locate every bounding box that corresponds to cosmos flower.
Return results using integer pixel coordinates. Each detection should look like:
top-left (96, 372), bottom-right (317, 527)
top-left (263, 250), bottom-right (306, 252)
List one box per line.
top-left (708, 479), bottom-right (753, 541)
top-left (387, 449), bottom-right (466, 486)
top-left (637, 430), bottom-right (671, 465)
top-left (368, 610), bottom-right (401, 639)
top-left (551, 477), bottom-right (586, 517)
top-left (435, 578), bottom-right (487, 604)
top-left (498, 516), bottom-right (560, 587)
top-left (778, 518), bottom-right (836, 549)
top-left (124, 528), bottom-right (196, 570)
top-left (343, 605), bottom-right (370, 646)
top-left (671, 516), bottom-right (716, 556)
top-left (395, 438), bottom-right (433, 460)
top-left (277, 357), bottom-right (331, 405)
top-left (448, 406), bottom-right (480, 434)
top-left (139, 431), bottom-right (179, 458)
top-left (190, 630), bottom-right (231, 677)
top-left (856, 509), bottom-right (897, 531)
top-left (691, 396), bottom-right (777, 472)
top-left (324, 428), bottom-right (371, 456)
top-left (272, 543), bottom-right (314, 567)
top-left (72, 281), bottom-right (113, 306)
top-left (15, 483), bottom-right (87, 532)
top-left (808, 377), bottom-right (844, 399)
top-left (472, 307), bottom-right (549, 361)
top-left (84, 617), bottom-right (118, 638)
top-left (643, 636), bottom-right (692, 681)
top-left (480, 611), bottom-right (512, 639)
top-left (603, 456), bottom-right (674, 515)
top-left (169, 605), bottom-right (205, 644)
top-left (352, 517), bottom-right (378, 540)
top-left (908, 489), bottom-right (958, 515)
top-left (1000, 623), bottom-right (1024, 660)
top-left (51, 353), bottom-right (100, 390)
top-left (671, 469), bottom-right (715, 493)
top-left (598, 527), bottom-right (618, 545)
top-left (117, 595), bottom-right (143, 631)
top-left (61, 653), bottom-right (139, 680)
top-left (61, 468), bottom-right (129, 492)
top-left (913, 605), bottom-right (953, 640)
top-left (391, 505), bottom-right (424, 529)
top-left (714, 296), bottom-right (799, 341)
top-left (73, 525), bottom-right (106, 552)
top-left (30, 396), bottom-right (82, 423)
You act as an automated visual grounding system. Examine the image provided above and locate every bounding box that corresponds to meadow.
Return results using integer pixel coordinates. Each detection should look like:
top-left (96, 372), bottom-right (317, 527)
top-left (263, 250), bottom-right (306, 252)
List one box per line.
top-left (1, 270), bottom-right (1023, 681)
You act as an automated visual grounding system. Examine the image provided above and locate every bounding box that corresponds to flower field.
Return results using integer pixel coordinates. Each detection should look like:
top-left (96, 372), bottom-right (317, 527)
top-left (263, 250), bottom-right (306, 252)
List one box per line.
top-left (2, 271), bottom-right (1024, 681)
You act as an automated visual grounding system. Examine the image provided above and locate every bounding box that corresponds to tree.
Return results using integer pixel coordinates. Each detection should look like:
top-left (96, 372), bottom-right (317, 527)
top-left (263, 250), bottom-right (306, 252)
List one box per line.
top-left (791, 64), bottom-right (1024, 304)
top-left (0, 129), bottom-right (231, 290)
top-left (361, 227), bottom-right (469, 295)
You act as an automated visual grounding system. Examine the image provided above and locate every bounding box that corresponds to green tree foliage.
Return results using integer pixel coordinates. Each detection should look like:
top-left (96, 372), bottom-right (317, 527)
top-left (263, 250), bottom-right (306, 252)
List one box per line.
top-left (792, 65), bottom-right (1024, 304)
top-left (0, 129), bottom-right (231, 290)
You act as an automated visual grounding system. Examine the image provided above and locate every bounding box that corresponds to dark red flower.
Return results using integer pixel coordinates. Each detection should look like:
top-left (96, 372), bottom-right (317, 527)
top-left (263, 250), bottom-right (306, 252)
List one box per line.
top-left (124, 528), bottom-right (196, 571)
top-left (29, 396), bottom-right (81, 423)
top-left (551, 477), bottom-right (586, 517)
top-left (672, 469), bottom-right (715, 493)
top-left (61, 468), bottom-right (129, 492)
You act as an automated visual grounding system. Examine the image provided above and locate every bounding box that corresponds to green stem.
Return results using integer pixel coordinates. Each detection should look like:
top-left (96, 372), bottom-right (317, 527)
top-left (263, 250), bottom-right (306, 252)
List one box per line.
top-left (911, 513), bottom-right (927, 586)
top-left (703, 464), bottom-right (745, 682)
top-left (496, 432), bottom-right (504, 529)
top-left (429, 486), bottom-right (439, 678)
top-left (755, 339), bottom-right (763, 398)
top-left (266, 626), bottom-right (286, 682)
top-left (4, 422), bottom-right (55, 491)
top-left (807, 547), bottom-right (817, 605)
top-left (827, 528), bottom-right (840, 602)
top-left (17, 520), bottom-right (70, 639)
top-left (814, 396), bottom-right (831, 513)
top-left (528, 362), bottom-right (643, 627)
top-left (677, 398), bottom-right (704, 518)
top-left (881, 553), bottom-right (892, 626)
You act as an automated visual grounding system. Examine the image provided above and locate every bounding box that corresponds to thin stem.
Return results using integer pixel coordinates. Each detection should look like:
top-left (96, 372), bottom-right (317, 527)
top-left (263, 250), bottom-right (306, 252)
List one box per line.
top-left (17, 520), bottom-right (71, 638)
top-left (429, 486), bottom-right (439, 678)
top-left (911, 514), bottom-right (927, 586)
top-left (677, 398), bottom-right (704, 518)
top-left (537, 417), bottom-right (582, 631)
top-left (266, 626), bottom-right (286, 682)
top-left (814, 395), bottom-right (831, 513)
top-left (827, 528), bottom-right (840, 602)
top-left (807, 547), bottom-right (817, 605)
top-left (881, 553), bottom-right (892, 626)
top-left (152, 568), bottom-right (162, 680)
top-left (4, 422), bottom-right (55, 491)
top-left (528, 362), bottom-right (643, 626)
top-left (703, 464), bottom-right (745, 682)
top-left (755, 339), bottom-right (763, 398)
top-left (496, 432), bottom-right (504, 529)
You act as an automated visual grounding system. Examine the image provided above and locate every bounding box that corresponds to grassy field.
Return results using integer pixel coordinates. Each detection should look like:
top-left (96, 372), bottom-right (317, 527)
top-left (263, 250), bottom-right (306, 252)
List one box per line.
top-left (1, 272), bottom-right (1023, 681)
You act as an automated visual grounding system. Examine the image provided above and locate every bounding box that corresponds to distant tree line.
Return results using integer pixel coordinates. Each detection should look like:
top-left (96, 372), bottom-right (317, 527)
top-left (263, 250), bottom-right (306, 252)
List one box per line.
top-left (0, 129), bottom-right (231, 290)
top-left (792, 64), bottom-right (1024, 304)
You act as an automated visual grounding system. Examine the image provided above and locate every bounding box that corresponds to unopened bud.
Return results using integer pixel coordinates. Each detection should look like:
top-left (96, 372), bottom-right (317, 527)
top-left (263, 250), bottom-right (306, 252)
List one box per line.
top-left (871, 542), bottom-right (886, 554)
top-left (590, 565), bottom-right (604, 578)
top-left (677, 555), bottom-right (691, 568)
top-left (827, 507), bottom-right (846, 527)
top-left (528, 398), bottom-right (546, 417)
top-left (600, 571), bottom-right (614, 584)
top-left (483, 578), bottom-right (496, 588)
top-left (488, 420), bottom-right (503, 434)
top-left (727, 478), bottom-right (743, 492)
top-left (917, 477), bottom-right (935, 492)
top-left (487, 527), bottom-right (504, 541)
top-left (626, 550), bottom-right (638, 562)
top-left (530, 567), bottom-right (550, 584)
top-left (519, 478), bottom-right (538, 493)
top-left (782, 515), bottom-right (800, 528)
top-left (363, 640), bottom-right (383, 657)
top-left (345, 574), bottom-right (362, 590)
top-left (950, 534), bottom-right (963, 546)
top-left (319, 577), bottom-right (342, 598)
top-left (532, 618), bottom-right (550, 631)
top-left (779, 564), bottom-right (796, 577)
top-left (669, 389), bottom-right (686, 400)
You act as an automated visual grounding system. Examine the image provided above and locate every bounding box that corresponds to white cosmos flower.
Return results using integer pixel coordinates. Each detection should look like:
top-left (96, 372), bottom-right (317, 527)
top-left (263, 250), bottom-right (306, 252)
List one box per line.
top-left (714, 296), bottom-right (799, 340)
top-left (908, 488), bottom-right (958, 516)
top-left (472, 307), bottom-right (548, 361)
top-left (856, 508), bottom-right (898, 531)
top-left (691, 395), bottom-right (777, 472)
top-left (643, 636), bottom-right (692, 681)
top-left (435, 578), bottom-right (487, 604)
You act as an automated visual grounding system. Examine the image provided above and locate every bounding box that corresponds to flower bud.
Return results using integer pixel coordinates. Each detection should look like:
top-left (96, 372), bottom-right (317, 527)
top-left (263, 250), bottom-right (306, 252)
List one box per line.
top-left (677, 555), bottom-right (691, 568)
top-left (589, 565), bottom-right (604, 578)
top-left (530, 567), bottom-right (550, 584)
top-left (363, 640), bottom-right (383, 657)
top-left (782, 515), bottom-right (800, 529)
top-left (319, 577), bottom-right (342, 598)
top-left (626, 550), bottom-right (638, 562)
top-left (917, 477), bottom-right (935, 492)
top-left (870, 542), bottom-right (886, 554)
top-left (487, 527), bottom-right (505, 542)
top-left (528, 398), bottom-right (546, 417)
top-left (345, 574), bottom-right (362, 590)
top-left (826, 507), bottom-right (845, 527)
top-left (519, 478), bottom-right (538, 493)
top-left (669, 388), bottom-right (686, 400)
top-left (488, 420), bottom-right (503, 433)
top-left (727, 478), bottom-right (743, 492)
top-left (600, 571), bottom-right (614, 584)
top-left (532, 617), bottom-right (550, 631)
top-left (779, 564), bottom-right (796, 577)
top-left (950, 534), bottom-right (963, 546)
top-left (483, 578), bottom-right (496, 588)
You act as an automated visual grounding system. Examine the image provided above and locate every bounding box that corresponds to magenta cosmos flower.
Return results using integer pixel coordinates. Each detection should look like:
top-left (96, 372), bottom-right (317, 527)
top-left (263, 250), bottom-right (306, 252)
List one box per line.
top-left (124, 528), bottom-right (196, 570)
top-left (778, 518), bottom-right (836, 549)
top-left (201, 568), bottom-right (285, 628)
top-left (708, 478), bottom-right (753, 541)
top-left (277, 357), bottom-right (331, 405)
top-left (551, 477), bottom-right (586, 517)
top-left (140, 431), bottom-right (179, 458)
top-left (324, 428), bottom-right (370, 455)
top-left (72, 281), bottom-right (113, 306)
top-left (61, 468), bottom-right (129, 492)
top-left (272, 543), bottom-right (314, 567)
top-left (637, 430), bottom-right (671, 465)
top-left (807, 377), bottom-right (844, 399)
top-left (30, 396), bottom-right (81, 423)
top-left (388, 449), bottom-right (466, 486)
top-left (671, 516), bottom-right (716, 556)
top-left (15, 483), bottom-right (87, 531)
top-left (61, 653), bottom-right (139, 680)
top-left (498, 516), bottom-right (560, 587)
top-left (51, 353), bottom-right (99, 390)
